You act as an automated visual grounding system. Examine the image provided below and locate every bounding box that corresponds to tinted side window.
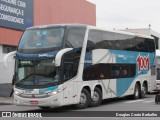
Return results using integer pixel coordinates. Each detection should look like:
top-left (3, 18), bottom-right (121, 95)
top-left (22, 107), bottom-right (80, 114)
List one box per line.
top-left (83, 64), bottom-right (136, 81)
top-left (101, 31), bottom-right (115, 50)
top-left (66, 27), bottom-right (86, 48)
top-left (145, 39), bottom-right (155, 52)
top-left (101, 31), bottom-right (134, 50)
top-left (135, 38), bottom-right (146, 52)
top-left (127, 37), bottom-right (145, 52)
top-left (87, 30), bottom-right (126, 50)
top-left (124, 37), bottom-right (153, 52)
top-left (151, 35), bottom-right (158, 49)
top-left (87, 30), bottom-right (155, 53)
top-left (87, 30), bottom-right (101, 51)
top-left (88, 30), bottom-right (101, 43)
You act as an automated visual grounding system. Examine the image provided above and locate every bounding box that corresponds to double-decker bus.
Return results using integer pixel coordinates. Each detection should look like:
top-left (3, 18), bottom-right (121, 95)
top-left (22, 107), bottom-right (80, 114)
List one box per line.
top-left (4, 24), bottom-right (156, 109)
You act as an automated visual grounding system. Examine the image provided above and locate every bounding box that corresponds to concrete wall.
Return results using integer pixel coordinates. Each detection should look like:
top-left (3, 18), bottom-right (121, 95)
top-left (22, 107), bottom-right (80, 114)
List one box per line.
top-left (34, 0), bottom-right (96, 26)
top-left (0, 27), bottom-right (23, 46)
top-left (0, 45), bottom-right (15, 84)
top-left (0, 84), bottom-right (12, 97)
top-left (0, 44), bottom-right (2, 53)
top-left (0, 45), bottom-right (14, 97)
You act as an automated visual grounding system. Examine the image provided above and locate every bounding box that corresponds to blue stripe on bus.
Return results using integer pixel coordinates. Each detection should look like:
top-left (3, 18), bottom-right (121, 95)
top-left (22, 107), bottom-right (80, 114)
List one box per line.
top-left (16, 51), bottom-right (57, 60)
top-left (84, 51), bottom-right (92, 68)
top-left (15, 87), bottom-right (34, 91)
top-left (15, 85), bottom-right (58, 94)
top-left (39, 85), bottom-right (58, 94)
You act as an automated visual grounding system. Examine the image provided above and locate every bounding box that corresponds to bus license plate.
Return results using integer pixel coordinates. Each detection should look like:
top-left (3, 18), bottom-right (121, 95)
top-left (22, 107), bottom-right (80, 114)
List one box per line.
top-left (30, 101), bottom-right (38, 104)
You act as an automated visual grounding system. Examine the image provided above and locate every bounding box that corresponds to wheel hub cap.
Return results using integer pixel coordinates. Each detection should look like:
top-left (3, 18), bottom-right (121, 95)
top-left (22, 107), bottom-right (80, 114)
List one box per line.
top-left (92, 91), bottom-right (99, 102)
top-left (80, 93), bottom-right (87, 104)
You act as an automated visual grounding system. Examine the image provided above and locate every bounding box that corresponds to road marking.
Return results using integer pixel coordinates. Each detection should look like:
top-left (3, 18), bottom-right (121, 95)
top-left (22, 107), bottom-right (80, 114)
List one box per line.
top-left (124, 100), bottom-right (145, 103)
top-left (143, 100), bottom-right (154, 103)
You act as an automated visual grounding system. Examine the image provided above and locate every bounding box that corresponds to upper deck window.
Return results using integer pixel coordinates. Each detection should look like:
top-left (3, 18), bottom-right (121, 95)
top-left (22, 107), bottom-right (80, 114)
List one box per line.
top-left (18, 27), bottom-right (64, 53)
top-left (65, 27), bottom-right (86, 48)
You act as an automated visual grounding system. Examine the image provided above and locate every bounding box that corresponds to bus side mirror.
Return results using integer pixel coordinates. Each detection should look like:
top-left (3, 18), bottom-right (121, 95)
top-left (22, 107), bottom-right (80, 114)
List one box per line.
top-left (3, 51), bottom-right (17, 68)
top-left (55, 48), bottom-right (73, 66)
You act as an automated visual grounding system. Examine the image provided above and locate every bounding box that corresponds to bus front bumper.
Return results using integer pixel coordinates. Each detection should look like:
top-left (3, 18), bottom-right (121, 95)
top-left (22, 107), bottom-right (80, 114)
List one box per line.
top-left (14, 93), bottom-right (63, 107)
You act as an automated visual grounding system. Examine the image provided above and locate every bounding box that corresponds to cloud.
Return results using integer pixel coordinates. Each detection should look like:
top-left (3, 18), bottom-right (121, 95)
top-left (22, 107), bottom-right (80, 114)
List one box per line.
top-left (88, 0), bottom-right (160, 32)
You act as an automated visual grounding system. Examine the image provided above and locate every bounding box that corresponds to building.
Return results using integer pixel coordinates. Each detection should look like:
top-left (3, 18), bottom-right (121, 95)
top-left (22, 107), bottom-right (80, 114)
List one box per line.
top-left (122, 28), bottom-right (160, 49)
top-left (0, 0), bottom-right (96, 97)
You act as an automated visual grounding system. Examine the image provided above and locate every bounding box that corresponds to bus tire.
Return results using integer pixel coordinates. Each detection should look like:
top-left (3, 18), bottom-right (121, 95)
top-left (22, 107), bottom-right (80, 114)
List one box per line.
top-left (133, 83), bottom-right (140, 99)
top-left (155, 95), bottom-right (158, 104)
top-left (89, 87), bottom-right (102, 107)
top-left (39, 106), bottom-right (51, 110)
top-left (140, 83), bottom-right (147, 98)
top-left (155, 94), bottom-right (160, 104)
top-left (75, 88), bottom-right (90, 109)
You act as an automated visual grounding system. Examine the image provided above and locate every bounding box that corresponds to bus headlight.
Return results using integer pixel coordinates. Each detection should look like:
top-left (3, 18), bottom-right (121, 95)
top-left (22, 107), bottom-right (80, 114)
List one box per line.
top-left (48, 89), bottom-right (62, 96)
top-left (15, 91), bottom-right (20, 96)
top-left (51, 91), bottom-right (58, 96)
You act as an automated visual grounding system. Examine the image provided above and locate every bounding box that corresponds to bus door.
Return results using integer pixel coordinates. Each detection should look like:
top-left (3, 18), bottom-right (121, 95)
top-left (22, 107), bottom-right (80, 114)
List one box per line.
top-left (61, 51), bottom-right (80, 105)
top-left (61, 59), bottom-right (74, 105)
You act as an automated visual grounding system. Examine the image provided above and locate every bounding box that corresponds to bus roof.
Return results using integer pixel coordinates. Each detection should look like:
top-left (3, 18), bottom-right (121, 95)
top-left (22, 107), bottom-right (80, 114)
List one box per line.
top-left (87, 25), bottom-right (154, 39)
top-left (27, 24), bottom-right (154, 39)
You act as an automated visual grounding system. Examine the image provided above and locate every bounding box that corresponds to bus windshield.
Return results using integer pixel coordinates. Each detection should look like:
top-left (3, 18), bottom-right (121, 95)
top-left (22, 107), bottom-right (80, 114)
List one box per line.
top-left (15, 59), bottom-right (60, 89)
top-left (18, 27), bottom-right (64, 53)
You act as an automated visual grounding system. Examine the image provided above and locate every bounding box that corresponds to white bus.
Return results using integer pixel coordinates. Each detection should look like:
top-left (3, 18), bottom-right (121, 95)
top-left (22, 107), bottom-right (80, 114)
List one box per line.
top-left (5, 24), bottom-right (156, 109)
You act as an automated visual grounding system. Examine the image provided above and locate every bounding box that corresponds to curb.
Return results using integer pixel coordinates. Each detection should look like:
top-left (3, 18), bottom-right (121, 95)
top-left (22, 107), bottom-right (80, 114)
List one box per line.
top-left (0, 97), bottom-right (13, 105)
top-left (0, 101), bottom-right (13, 105)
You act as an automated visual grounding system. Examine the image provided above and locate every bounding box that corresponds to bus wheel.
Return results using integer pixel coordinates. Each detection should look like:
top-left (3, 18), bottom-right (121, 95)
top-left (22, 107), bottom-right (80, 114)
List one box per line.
top-left (89, 87), bottom-right (102, 107)
top-left (75, 88), bottom-right (90, 109)
top-left (39, 106), bottom-right (51, 110)
top-left (133, 83), bottom-right (140, 99)
top-left (140, 83), bottom-right (147, 98)
top-left (155, 94), bottom-right (160, 104)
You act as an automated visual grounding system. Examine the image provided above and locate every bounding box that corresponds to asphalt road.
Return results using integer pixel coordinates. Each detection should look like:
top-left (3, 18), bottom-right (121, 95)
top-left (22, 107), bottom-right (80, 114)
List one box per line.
top-left (0, 93), bottom-right (160, 119)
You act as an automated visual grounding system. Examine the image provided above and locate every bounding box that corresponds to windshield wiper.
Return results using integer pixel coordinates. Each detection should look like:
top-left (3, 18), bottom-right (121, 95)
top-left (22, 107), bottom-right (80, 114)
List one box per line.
top-left (15, 74), bottom-right (34, 85)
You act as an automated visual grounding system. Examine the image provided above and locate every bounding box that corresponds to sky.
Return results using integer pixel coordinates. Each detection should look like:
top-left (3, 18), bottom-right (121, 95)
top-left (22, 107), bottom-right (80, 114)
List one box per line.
top-left (87, 0), bottom-right (160, 33)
